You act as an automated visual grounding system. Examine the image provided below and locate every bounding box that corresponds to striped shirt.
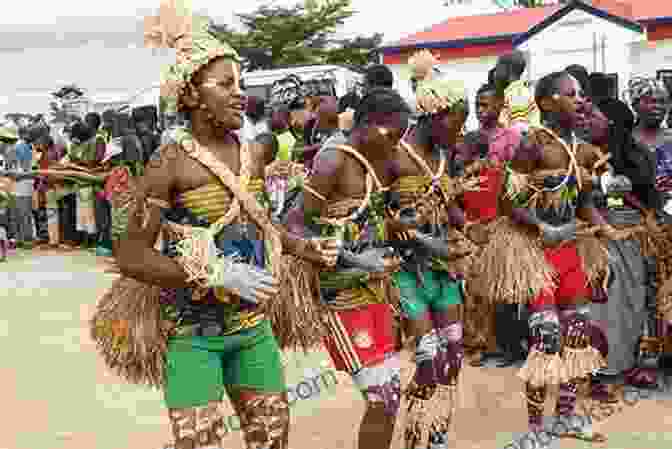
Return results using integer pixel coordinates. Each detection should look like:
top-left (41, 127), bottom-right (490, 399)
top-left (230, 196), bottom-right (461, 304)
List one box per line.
top-left (499, 79), bottom-right (541, 132)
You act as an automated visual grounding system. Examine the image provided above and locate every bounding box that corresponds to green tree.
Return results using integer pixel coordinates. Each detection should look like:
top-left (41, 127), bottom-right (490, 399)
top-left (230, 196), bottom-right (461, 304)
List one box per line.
top-left (211, 0), bottom-right (381, 69)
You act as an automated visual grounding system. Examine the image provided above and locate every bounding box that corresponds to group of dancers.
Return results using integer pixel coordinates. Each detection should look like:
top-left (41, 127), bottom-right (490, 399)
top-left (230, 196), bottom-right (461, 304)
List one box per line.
top-left (88, 2), bottom-right (672, 449)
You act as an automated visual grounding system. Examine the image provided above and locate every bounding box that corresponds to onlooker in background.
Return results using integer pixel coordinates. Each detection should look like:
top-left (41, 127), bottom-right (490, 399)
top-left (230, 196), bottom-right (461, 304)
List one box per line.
top-left (337, 89), bottom-right (360, 133)
top-left (67, 119), bottom-right (99, 250)
top-left (0, 170), bottom-right (10, 261)
top-left (100, 110), bottom-right (115, 143)
top-left (34, 134), bottom-right (68, 250)
top-left (132, 105), bottom-right (161, 163)
top-left (57, 121), bottom-right (81, 250)
top-left (589, 72), bottom-right (613, 104)
top-left (244, 96), bottom-right (269, 140)
top-left (12, 129), bottom-right (35, 249)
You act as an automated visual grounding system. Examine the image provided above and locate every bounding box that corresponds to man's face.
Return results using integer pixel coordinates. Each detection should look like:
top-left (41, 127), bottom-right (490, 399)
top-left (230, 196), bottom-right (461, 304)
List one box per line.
top-left (634, 88), bottom-right (669, 129)
top-left (193, 57), bottom-right (245, 130)
top-left (476, 91), bottom-right (502, 127)
top-left (548, 74), bottom-right (586, 128)
top-left (432, 108), bottom-right (466, 148)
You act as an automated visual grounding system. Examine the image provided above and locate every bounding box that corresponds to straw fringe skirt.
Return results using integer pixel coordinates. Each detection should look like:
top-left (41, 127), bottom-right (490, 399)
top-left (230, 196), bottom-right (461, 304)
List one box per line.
top-left (467, 217), bottom-right (555, 305)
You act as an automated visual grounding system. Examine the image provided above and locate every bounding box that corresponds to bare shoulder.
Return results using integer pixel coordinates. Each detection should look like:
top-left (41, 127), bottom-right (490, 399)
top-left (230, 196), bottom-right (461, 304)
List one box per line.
top-left (141, 143), bottom-right (181, 200)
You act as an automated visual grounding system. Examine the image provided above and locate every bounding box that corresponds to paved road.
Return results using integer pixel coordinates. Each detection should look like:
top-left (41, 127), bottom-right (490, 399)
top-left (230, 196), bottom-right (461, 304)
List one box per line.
top-left (2, 250), bottom-right (672, 449)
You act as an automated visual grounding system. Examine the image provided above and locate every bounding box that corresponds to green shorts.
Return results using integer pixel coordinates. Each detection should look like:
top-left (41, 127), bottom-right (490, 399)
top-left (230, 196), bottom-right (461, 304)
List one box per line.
top-left (394, 270), bottom-right (463, 320)
top-left (164, 319), bottom-right (286, 409)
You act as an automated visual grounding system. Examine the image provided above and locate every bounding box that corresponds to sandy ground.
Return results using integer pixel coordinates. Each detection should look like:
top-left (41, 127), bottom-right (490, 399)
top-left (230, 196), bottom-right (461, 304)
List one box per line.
top-left (3, 250), bottom-right (672, 449)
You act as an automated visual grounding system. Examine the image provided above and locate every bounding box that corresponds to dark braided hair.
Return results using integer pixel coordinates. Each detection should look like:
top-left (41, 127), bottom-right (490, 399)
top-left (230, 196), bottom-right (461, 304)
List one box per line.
top-left (535, 71), bottom-right (570, 116)
top-left (477, 83), bottom-right (498, 97)
top-left (353, 87), bottom-right (411, 128)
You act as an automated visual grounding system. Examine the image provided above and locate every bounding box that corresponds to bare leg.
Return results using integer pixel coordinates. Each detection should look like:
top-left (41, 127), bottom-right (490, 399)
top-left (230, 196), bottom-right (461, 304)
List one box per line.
top-left (352, 354), bottom-right (402, 449)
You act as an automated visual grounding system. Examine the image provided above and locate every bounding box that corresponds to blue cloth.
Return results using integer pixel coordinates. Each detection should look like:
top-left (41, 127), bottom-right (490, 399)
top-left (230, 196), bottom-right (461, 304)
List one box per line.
top-left (14, 142), bottom-right (32, 162)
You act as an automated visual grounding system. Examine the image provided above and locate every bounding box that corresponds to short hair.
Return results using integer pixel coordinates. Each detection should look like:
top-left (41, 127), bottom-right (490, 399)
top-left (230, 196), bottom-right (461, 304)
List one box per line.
top-left (498, 51), bottom-right (526, 78)
top-left (535, 71), bottom-right (570, 113)
top-left (84, 112), bottom-right (101, 130)
top-left (477, 83), bottom-right (498, 97)
top-left (565, 64), bottom-right (590, 95)
top-left (353, 87), bottom-right (411, 128)
top-left (365, 65), bottom-right (394, 89)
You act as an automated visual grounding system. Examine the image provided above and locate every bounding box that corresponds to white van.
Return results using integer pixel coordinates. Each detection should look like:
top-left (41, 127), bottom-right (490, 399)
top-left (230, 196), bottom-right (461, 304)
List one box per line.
top-left (242, 64), bottom-right (365, 102)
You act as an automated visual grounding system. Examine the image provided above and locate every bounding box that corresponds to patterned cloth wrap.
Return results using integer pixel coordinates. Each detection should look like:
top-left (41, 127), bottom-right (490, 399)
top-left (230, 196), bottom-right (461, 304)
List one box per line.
top-left (158, 195), bottom-right (267, 337)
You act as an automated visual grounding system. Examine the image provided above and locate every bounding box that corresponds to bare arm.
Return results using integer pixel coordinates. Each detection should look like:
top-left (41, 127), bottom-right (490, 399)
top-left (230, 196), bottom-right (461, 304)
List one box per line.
top-left (285, 148), bottom-right (343, 261)
top-left (115, 145), bottom-right (191, 289)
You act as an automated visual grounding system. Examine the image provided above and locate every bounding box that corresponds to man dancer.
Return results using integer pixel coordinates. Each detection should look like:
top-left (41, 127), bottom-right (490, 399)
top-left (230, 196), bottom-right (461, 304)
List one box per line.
top-left (457, 83), bottom-right (524, 367)
top-left (286, 87), bottom-right (410, 449)
top-left (390, 57), bottom-right (474, 449)
top-left (481, 71), bottom-right (621, 444)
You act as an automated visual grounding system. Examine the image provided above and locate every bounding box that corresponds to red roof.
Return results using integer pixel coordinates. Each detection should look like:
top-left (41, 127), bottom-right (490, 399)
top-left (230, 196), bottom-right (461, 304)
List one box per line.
top-left (386, 0), bottom-right (672, 49)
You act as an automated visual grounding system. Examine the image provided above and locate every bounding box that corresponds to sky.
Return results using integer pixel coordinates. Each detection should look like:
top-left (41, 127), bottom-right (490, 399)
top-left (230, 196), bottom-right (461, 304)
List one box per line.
top-left (0, 0), bottom-right (458, 42)
top-left (0, 0), bottom-right (501, 114)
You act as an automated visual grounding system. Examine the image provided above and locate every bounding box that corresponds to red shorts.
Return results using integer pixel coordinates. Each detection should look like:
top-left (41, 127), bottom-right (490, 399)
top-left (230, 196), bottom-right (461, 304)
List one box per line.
top-left (462, 166), bottom-right (503, 222)
top-left (529, 243), bottom-right (590, 311)
top-left (322, 303), bottom-right (396, 374)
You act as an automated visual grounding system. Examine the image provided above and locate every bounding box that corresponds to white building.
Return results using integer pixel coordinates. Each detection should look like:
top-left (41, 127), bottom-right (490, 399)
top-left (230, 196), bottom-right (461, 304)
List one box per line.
top-left (380, 0), bottom-right (672, 130)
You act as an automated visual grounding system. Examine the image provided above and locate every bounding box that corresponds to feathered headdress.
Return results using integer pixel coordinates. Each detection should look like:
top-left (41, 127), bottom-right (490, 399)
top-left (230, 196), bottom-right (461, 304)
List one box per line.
top-left (407, 51), bottom-right (465, 115)
top-left (144, 0), bottom-right (240, 113)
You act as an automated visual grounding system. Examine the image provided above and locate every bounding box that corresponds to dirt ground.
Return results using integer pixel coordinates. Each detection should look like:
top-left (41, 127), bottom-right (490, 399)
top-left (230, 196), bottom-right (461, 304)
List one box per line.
top-left (3, 250), bottom-right (672, 449)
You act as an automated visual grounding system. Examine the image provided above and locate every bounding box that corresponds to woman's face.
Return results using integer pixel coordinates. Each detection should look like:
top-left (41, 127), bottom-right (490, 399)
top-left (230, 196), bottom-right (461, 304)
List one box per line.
top-left (581, 102), bottom-right (610, 145)
top-left (193, 57), bottom-right (245, 130)
top-left (634, 88), bottom-right (669, 129)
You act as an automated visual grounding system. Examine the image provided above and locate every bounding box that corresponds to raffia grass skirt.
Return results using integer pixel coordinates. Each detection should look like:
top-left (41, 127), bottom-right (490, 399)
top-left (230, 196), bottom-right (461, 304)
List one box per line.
top-left (518, 345), bottom-right (606, 387)
top-left (574, 234), bottom-right (610, 290)
top-left (264, 254), bottom-right (330, 352)
top-left (90, 276), bottom-right (171, 388)
top-left (467, 217), bottom-right (555, 305)
top-left (636, 227), bottom-right (672, 322)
